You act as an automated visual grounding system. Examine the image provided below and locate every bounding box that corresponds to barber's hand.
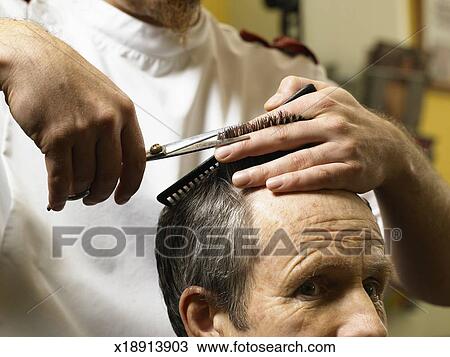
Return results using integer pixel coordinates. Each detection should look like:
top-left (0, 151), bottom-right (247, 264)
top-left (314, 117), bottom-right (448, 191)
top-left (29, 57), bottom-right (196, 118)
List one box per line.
top-left (215, 76), bottom-right (411, 193)
top-left (0, 20), bottom-right (146, 210)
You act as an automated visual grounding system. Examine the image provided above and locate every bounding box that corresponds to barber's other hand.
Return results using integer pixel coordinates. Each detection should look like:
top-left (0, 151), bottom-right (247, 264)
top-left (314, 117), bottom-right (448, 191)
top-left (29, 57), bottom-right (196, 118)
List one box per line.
top-left (215, 76), bottom-right (412, 193)
top-left (0, 20), bottom-right (146, 210)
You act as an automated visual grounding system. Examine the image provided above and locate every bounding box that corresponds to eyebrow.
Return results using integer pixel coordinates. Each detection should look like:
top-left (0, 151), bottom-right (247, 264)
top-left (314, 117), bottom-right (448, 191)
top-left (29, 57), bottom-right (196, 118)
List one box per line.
top-left (363, 255), bottom-right (393, 279)
top-left (281, 250), bottom-right (331, 287)
top-left (281, 250), bottom-right (393, 289)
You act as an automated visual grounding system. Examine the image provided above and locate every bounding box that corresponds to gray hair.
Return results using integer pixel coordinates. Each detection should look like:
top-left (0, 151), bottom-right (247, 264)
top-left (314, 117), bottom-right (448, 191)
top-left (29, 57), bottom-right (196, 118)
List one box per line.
top-left (155, 152), bottom-right (288, 336)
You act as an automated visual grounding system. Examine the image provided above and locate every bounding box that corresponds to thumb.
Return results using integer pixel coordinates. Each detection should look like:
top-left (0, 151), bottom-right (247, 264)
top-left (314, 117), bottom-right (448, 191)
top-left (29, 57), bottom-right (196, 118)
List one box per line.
top-left (264, 76), bottom-right (330, 112)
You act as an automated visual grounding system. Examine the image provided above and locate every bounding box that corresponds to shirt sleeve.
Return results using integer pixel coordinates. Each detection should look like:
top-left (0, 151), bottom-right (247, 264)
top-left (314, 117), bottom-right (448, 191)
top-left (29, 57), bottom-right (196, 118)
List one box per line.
top-left (0, 95), bottom-right (12, 239)
top-left (0, 0), bottom-right (27, 19)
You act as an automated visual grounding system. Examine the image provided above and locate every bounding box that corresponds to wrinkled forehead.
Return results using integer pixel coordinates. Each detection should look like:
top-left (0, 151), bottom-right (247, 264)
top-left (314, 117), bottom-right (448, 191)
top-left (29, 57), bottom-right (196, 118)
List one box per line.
top-left (247, 189), bottom-right (382, 246)
top-left (245, 189), bottom-right (388, 281)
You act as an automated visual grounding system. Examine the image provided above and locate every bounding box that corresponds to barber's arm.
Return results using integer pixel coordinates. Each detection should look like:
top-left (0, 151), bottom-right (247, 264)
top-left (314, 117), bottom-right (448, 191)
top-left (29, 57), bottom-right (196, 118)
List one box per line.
top-left (215, 76), bottom-right (450, 306)
top-left (0, 19), bottom-right (146, 210)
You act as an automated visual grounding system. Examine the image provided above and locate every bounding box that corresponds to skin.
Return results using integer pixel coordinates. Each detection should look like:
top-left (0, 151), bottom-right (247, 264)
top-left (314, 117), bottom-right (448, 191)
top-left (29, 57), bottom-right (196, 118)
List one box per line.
top-left (179, 190), bottom-right (392, 336)
top-left (105, 0), bottom-right (200, 33)
top-left (215, 76), bottom-right (450, 306)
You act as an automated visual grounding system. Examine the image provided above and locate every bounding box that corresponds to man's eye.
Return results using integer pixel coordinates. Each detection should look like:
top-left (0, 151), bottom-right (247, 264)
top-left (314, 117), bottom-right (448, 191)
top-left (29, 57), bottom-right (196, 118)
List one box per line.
top-left (363, 278), bottom-right (382, 301)
top-left (296, 278), bottom-right (324, 299)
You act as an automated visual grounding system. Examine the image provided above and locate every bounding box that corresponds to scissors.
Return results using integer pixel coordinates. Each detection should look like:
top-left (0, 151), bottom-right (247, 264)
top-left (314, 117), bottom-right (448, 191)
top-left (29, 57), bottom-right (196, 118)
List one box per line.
top-left (146, 129), bottom-right (250, 161)
top-left (146, 83), bottom-right (317, 161)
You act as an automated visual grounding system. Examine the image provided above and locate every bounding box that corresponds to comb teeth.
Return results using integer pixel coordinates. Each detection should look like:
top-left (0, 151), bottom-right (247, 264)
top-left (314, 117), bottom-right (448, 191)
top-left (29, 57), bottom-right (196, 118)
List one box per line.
top-left (157, 157), bottom-right (220, 207)
top-left (218, 112), bottom-right (305, 140)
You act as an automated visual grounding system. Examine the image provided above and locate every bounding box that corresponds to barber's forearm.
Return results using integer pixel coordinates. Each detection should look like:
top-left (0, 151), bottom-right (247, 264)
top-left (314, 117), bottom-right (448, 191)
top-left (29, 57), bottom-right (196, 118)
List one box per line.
top-left (376, 140), bottom-right (450, 306)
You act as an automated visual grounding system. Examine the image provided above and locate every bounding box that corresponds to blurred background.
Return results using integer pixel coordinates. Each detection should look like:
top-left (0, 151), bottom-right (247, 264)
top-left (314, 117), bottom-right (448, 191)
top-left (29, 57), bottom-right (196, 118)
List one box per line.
top-left (203, 0), bottom-right (450, 337)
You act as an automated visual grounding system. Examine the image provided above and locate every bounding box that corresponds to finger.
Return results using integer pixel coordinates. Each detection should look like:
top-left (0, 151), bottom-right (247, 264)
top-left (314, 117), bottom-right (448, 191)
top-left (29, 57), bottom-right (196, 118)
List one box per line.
top-left (231, 142), bottom-right (338, 188)
top-left (264, 76), bottom-right (331, 111)
top-left (45, 147), bottom-right (73, 211)
top-left (114, 121), bottom-right (146, 205)
top-left (216, 88), bottom-right (347, 163)
top-left (84, 135), bottom-right (122, 205)
top-left (216, 109), bottom-right (334, 165)
top-left (216, 116), bottom-right (328, 163)
top-left (71, 136), bottom-right (96, 196)
top-left (266, 163), bottom-right (351, 192)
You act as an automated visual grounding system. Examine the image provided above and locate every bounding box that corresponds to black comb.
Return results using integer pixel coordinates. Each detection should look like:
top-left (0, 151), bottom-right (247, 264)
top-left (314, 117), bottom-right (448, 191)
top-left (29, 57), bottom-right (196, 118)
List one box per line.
top-left (157, 84), bottom-right (317, 207)
top-left (157, 156), bottom-right (219, 206)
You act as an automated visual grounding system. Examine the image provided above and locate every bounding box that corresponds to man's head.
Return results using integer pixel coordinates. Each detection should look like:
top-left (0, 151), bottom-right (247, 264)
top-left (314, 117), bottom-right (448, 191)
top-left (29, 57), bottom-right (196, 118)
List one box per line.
top-left (156, 154), bottom-right (391, 337)
top-left (106, 0), bottom-right (201, 34)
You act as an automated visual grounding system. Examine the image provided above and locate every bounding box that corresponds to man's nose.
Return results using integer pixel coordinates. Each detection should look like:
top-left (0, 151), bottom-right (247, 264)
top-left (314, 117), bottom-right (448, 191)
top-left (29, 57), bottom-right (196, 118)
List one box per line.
top-left (336, 290), bottom-right (387, 337)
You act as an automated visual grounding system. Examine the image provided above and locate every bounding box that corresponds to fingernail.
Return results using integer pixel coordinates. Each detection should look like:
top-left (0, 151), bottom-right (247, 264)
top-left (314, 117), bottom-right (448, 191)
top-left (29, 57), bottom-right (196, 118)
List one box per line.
top-left (215, 146), bottom-right (232, 161)
top-left (267, 177), bottom-right (283, 190)
top-left (51, 201), bottom-right (66, 211)
top-left (116, 196), bottom-right (130, 205)
top-left (233, 172), bottom-right (251, 187)
top-left (83, 200), bottom-right (96, 206)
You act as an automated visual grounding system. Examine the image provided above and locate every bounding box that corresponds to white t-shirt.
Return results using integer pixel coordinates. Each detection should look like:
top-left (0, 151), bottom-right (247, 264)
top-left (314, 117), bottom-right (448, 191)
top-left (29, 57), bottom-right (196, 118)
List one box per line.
top-left (0, 0), bottom-right (378, 336)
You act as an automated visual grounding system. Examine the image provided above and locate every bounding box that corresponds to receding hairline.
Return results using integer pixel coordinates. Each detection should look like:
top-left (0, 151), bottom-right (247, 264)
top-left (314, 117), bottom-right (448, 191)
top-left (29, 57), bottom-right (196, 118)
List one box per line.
top-left (244, 188), bottom-right (380, 242)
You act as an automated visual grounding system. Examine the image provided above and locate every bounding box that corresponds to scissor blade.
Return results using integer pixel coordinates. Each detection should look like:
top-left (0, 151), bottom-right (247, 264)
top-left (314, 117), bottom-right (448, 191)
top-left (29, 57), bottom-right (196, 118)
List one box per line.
top-left (163, 129), bottom-right (221, 155)
top-left (187, 136), bottom-right (251, 152)
top-left (147, 135), bottom-right (250, 161)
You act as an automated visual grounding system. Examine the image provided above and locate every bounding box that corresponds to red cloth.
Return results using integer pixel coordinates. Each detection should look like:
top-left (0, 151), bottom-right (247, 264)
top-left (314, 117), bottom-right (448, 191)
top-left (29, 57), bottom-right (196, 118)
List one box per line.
top-left (240, 30), bottom-right (319, 64)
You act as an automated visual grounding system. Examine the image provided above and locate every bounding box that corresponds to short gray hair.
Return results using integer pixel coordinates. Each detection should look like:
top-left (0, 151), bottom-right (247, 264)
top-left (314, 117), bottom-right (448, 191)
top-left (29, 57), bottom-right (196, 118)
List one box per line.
top-left (155, 152), bottom-right (287, 336)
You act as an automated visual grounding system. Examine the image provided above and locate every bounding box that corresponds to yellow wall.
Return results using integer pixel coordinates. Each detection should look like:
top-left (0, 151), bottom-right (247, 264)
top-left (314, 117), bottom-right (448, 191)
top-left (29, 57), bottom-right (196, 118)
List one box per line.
top-left (419, 90), bottom-right (450, 183)
top-left (203, 0), bottom-right (280, 40)
top-left (302, 0), bottom-right (410, 78)
top-left (202, 0), bottom-right (228, 22)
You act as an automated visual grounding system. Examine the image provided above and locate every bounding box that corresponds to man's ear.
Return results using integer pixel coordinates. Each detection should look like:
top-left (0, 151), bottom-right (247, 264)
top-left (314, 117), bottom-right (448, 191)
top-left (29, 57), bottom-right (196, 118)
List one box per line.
top-left (179, 286), bottom-right (222, 337)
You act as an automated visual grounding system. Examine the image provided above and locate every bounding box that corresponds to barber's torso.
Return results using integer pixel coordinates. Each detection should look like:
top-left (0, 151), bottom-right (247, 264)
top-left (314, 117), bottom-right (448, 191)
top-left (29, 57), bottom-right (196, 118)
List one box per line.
top-left (0, 0), bottom-right (329, 336)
